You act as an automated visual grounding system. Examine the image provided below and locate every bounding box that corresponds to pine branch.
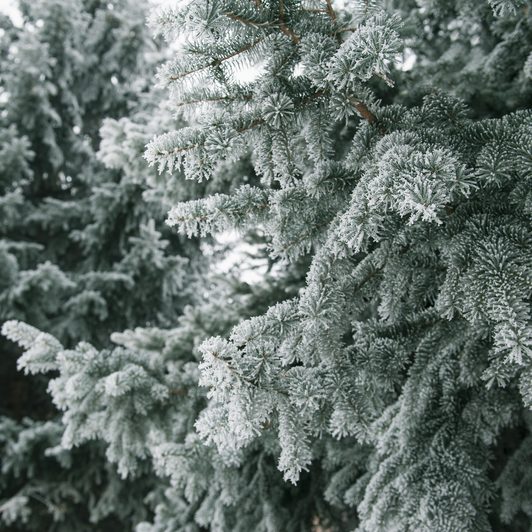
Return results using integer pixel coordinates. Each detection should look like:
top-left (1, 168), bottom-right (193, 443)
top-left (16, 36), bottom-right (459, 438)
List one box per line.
top-left (224, 2), bottom-right (302, 44)
top-left (167, 37), bottom-right (265, 82)
top-left (224, 11), bottom-right (272, 28)
top-left (174, 93), bottom-right (253, 108)
top-left (303, 91), bottom-right (379, 127)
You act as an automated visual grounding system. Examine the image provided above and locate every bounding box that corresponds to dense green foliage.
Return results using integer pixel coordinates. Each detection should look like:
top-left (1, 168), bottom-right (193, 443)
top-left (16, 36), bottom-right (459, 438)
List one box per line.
top-left (2, 0), bottom-right (531, 530)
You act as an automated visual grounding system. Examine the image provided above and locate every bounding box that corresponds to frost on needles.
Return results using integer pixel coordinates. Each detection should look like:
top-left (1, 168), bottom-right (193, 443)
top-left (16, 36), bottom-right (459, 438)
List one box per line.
top-left (2, 0), bottom-right (532, 531)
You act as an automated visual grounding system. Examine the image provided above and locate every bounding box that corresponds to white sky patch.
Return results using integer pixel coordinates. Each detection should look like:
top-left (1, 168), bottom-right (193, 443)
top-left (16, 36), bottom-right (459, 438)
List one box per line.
top-left (233, 61), bottom-right (266, 84)
top-left (149, 0), bottom-right (177, 6)
top-left (397, 47), bottom-right (417, 72)
top-left (0, 0), bottom-right (23, 26)
top-left (203, 231), bottom-right (269, 285)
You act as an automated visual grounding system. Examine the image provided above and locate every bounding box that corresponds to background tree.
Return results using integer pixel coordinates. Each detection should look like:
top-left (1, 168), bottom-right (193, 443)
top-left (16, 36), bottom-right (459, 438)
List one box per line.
top-left (0, 1), bottom-right (191, 528)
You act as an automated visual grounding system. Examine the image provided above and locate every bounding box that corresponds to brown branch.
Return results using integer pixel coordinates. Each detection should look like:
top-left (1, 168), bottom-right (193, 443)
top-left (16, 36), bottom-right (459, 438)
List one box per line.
top-left (323, 0), bottom-right (342, 44)
top-left (325, 0), bottom-right (337, 22)
top-left (348, 96), bottom-right (377, 124)
top-left (225, 5), bottom-right (300, 44)
top-left (236, 117), bottom-right (265, 133)
top-left (169, 387), bottom-right (187, 397)
top-left (157, 92), bottom-right (380, 162)
top-left (299, 91), bottom-right (380, 129)
top-left (279, 0), bottom-right (300, 44)
top-left (334, 26), bottom-right (357, 34)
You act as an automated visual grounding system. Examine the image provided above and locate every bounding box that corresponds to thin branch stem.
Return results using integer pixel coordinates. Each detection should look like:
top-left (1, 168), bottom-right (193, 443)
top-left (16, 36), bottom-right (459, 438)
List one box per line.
top-left (169, 387), bottom-right (188, 397)
top-left (224, 3), bottom-right (300, 44)
top-left (279, 0), bottom-right (300, 44)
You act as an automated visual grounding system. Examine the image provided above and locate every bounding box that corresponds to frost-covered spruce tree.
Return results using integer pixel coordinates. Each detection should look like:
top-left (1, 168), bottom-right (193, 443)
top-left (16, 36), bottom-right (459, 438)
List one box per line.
top-left (0, 1), bottom-right (193, 529)
top-left (3, 0), bottom-right (532, 530)
top-left (141, 0), bottom-right (530, 530)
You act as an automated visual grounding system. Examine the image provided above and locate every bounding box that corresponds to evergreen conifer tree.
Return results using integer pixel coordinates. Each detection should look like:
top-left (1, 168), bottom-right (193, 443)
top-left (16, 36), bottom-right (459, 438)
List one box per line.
top-left (0, 1), bottom-right (193, 528)
top-left (2, 0), bottom-right (532, 531)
